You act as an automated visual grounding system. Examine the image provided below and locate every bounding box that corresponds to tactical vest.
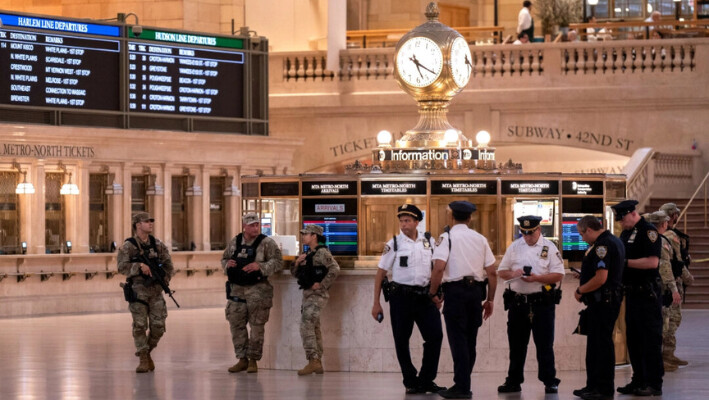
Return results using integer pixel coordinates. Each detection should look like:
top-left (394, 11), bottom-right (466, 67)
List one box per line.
top-left (228, 233), bottom-right (267, 286)
top-left (660, 235), bottom-right (684, 278)
top-left (296, 245), bottom-right (329, 289)
top-left (125, 235), bottom-right (162, 286)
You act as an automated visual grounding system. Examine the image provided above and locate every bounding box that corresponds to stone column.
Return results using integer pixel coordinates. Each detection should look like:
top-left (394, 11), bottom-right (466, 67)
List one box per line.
top-left (121, 163), bottom-right (133, 240)
top-left (72, 162), bottom-right (90, 253)
top-left (162, 166), bottom-right (173, 250)
top-left (200, 166), bottom-right (211, 251)
top-left (27, 160), bottom-right (45, 255)
top-left (107, 165), bottom-right (125, 249)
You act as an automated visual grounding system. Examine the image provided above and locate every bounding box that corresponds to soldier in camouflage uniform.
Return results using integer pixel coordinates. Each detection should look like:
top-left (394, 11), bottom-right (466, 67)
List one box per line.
top-left (659, 204), bottom-right (694, 368)
top-left (117, 212), bottom-right (175, 373)
top-left (290, 224), bottom-right (340, 375)
top-left (646, 211), bottom-right (682, 372)
top-left (221, 212), bottom-right (283, 373)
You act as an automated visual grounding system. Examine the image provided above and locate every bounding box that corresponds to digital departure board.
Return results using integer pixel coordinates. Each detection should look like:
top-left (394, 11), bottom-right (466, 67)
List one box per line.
top-left (0, 11), bottom-right (268, 135)
top-left (0, 15), bottom-right (121, 110)
top-left (127, 33), bottom-right (244, 117)
top-left (303, 218), bottom-right (358, 255)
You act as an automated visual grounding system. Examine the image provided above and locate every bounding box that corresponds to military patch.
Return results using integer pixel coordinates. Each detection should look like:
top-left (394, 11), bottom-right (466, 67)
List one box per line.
top-left (595, 246), bottom-right (607, 259)
top-left (382, 244), bottom-right (391, 255)
top-left (648, 231), bottom-right (658, 243)
top-left (540, 245), bottom-right (549, 259)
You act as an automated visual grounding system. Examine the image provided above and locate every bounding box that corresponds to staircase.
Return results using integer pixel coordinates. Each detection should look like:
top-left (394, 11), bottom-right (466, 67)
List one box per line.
top-left (646, 198), bottom-right (709, 309)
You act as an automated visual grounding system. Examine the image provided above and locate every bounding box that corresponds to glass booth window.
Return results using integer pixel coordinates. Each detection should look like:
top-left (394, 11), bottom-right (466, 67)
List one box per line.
top-left (89, 174), bottom-right (109, 253)
top-left (210, 176), bottom-right (226, 250)
top-left (260, 198), bottom-right (300, 237)
top-left (0, 171), bottom-right (20, 254)
top-left (45, 172), bottom-right (65, 254)
top-left (501, 198), bottom-right (560, 254)
top-left (172, 176), bottom-right (189, 251)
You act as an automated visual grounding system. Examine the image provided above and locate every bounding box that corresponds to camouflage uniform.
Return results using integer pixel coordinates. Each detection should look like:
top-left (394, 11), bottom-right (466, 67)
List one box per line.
top-left (290, 247), bottom-right (340, 360)
top-left (221, 234), bottom-right (283, 361)
top-left (662, 229), bottom-right (693, 359)
top-left (117, 234), bottom-right (174, 355)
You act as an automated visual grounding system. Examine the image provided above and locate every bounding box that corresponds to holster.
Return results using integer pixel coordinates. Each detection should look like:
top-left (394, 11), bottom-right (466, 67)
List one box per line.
top-left (381, 276), bottom-right (392, 302)
top-left (573, 308), bottom-right (589, 336)
top-left (121, 279), bottom-right (148, 306)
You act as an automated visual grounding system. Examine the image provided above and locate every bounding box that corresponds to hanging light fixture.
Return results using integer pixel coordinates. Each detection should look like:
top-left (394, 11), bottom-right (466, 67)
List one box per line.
top-left (13, 161), bottom-right (35, 194)
top-left (59, 162), bottom-right (79, 195)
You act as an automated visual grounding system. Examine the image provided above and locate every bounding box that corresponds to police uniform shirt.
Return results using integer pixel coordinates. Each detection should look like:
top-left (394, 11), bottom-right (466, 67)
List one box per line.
top-left (432, 224), bottom-right (495, 283)
top-left (378, 231), bottom-right (435, 287)
top-left (620, 217), bottom-right (662, 284)
top-left (579, 230), bottom-right (625, 292)
top-left (498, 235), bottom-right (565, 294)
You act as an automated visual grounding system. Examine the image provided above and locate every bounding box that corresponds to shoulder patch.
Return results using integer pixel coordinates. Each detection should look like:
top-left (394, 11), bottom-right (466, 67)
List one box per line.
top-left (435, 234), bottom-right (445, 247)
top-left (648, 231), bottom-right (658, 243)
top-left (382, 244), bottom-right (391, 255)
top-left (595, 246), bottom-right (607, 259)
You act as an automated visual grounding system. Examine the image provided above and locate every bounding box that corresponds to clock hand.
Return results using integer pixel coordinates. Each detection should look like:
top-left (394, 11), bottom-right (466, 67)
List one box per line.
top-left (409, 55), bottom-right (425, 79)
top-left (465, 54), bottom-right (473, 71)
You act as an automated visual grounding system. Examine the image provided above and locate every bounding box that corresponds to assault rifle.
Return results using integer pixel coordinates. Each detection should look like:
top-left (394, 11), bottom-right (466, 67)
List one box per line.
top-left (137, 254), bottom-right (180, 308)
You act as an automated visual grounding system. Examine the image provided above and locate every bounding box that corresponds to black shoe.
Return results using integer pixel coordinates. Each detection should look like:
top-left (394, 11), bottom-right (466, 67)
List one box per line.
top-left (580, 391), bottom-right (614, 400)
top-left (617, 382), bottom-right (638, 395)
top-left (438, 387), bottom-right (473, 399)
top-left (633, 386), bottom-right (662, 396)
top-left (497, 382), bottom-right (522, 393)
top-left (545, 384), bottom-right (559, 394)
top-left (573, 387), bottom-right (593, 397)
top-left (417, 382), bottom-right (446, 393)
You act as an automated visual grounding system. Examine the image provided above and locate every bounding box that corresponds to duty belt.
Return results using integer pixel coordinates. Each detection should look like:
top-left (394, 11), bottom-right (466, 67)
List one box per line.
top-left (390, 282), bottom-right (429, 297)
top-left (508, 290), bottom-right (546, 305)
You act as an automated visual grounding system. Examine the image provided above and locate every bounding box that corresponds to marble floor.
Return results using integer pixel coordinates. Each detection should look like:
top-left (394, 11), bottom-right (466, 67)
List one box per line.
top-left (1, 308), bottom-right (707, 400)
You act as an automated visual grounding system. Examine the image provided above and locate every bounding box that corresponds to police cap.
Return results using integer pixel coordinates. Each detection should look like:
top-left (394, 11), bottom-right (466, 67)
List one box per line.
top-left (397, 204), bottom-right (423, 221)
top-left (610, 199), bottom-right (639, 221)
top-left (517, 215), bottom-right (542, 232)
top-left (242, 212), bottom-right (259, 225)
top-left (449, 201), bottom-right (476, 219)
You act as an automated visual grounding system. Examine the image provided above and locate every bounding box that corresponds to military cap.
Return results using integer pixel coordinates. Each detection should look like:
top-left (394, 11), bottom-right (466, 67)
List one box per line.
top-left (646, 210), bottom-right (670, 224)
top-left (397, 204), bottom-right (423, 221)
top-left (660, 202), bottom-right (681, 216)
top-left (132, 212), bottom-right (154, 226)
top-left (449, 201), bottom-right (477, 219)
top-left (300, 224), bottom-right (324, 236)
top-left (242, 212), bottom-right (259, 225)
top-left (610, 199), bottom-right (639, 221)
top-left (517, 215), bottom-right (542, 232)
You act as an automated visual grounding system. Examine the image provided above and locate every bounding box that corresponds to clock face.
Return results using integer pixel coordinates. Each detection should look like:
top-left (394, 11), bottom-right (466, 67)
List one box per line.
top-left (396, 37), bottom-right (443, 88)
top-left (450, 37), bottom-right (472, 88)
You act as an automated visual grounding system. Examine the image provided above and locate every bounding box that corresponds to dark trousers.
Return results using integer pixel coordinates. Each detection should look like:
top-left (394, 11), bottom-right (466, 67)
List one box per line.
top-left (389, 289), bottom-right (443, 388)
top-left (585, 301), bottom-right (621, 396)
top-left (442, 281), bottom-right (484, 393)
top-left (625, 289), bottom-right (664, 389)
top-left (505, 301), bottom-right (559, 387)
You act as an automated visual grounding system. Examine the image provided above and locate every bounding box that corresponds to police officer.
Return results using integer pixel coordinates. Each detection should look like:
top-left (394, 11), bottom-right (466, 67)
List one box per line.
top-left (658, 203), bottom-right (693, 368)
top-left (221, 212), bottom-right (283, 373)
top-left (372, 204), bottom-right (445, 395)
top-left (291, 224), bottom-right (340, 375)
top-left (117, 212), bottom-right (175, 373)
top-left (430, 201), bottom-right (497, 399)
top-left (573, 216), bottom-right (624, 400)
top-left (611, 200), bottom-right (664, 396)
top-left (497, 215), bottom-right (564, 394)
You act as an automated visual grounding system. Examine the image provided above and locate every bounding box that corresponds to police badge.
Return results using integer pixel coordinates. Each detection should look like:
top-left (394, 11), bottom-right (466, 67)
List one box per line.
top-left (648, 231), bottom-right (658, 243)
top-left (541, 245), bottom-right (549, 259)
top-left (595, 246), bottom-right (607, 259)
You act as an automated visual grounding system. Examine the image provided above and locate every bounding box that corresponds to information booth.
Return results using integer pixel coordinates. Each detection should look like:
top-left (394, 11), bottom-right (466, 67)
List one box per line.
top-left (240, 173), bottom-right (627, 265)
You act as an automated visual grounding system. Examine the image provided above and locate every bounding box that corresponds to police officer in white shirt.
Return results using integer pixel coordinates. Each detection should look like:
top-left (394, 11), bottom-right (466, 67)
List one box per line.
top-left (429, 201), bottom-right (497, 399)
top-left (372, 204), bottom-right (445, 395)
top-left (497, 215), bottom-right (564, 395)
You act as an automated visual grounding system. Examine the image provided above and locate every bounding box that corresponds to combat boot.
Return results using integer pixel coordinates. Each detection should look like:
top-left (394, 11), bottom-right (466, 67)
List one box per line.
top-left (664, 361), bottom-right (678, 372)
top-left (135, 351), bottom-right (151, 373)
top-left (247, 359), bottom-right (258, 373)
top-left (228, 358), bottom-right (248, 373)
top-left (669, 353), bottom-right (689, 366)
top-left (147, 351), bottom-right (155, 371)
top-left (297, 358), bottom-right (324, 375)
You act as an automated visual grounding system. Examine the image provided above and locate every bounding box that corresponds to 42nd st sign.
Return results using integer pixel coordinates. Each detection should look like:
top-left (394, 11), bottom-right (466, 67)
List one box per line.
top-left (506, 125), bottom-right (634, 152)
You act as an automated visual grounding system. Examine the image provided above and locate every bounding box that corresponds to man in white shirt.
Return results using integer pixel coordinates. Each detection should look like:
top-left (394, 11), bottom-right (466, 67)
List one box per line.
top-left (430, 201), bottom-right (497, 399)
top-left (497, 216), bottom-right (564, 395)
top-left (517, 1), bottom-right (534, 42)
top-left (372, 204), bottom-right (445, 395)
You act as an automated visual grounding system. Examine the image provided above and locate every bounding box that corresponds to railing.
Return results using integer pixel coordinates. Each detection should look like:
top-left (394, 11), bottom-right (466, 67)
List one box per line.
top-left (570, 20), bottom-right (709, 41)
top-left (678, 170), bottom-right (709, 230)
top-left (624, 148), bottom-right (656, 211)
top-left (273, 37), bottom-right (706, 83)
top-left (346, 26), bottom-right (504, 48)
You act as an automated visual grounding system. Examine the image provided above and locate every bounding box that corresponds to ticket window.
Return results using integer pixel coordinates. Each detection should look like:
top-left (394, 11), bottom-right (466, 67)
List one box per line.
top-left (0, 172), bottom-right (20, 254)
top-left (361, 197), bottom-right (427, 255)
top-left (171, 176), bottom-right (190, 251)
top-left (45, 172), bottom-right (65, 254)
top-left (260, 199), bottom-right (300, 237)
top-left (209, 177), bottom-right (227, 250)
top-left (88, 173), bottom-right (110, 253)
top-left (502, 198), bottom-right (560, 252)
top-left (429, 196), bottom-right (499, 254)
